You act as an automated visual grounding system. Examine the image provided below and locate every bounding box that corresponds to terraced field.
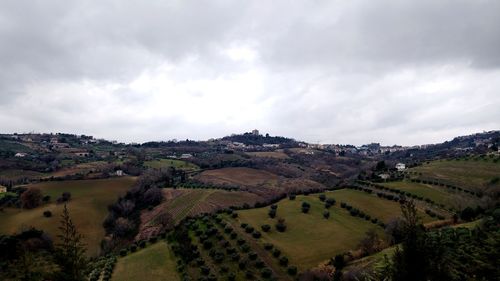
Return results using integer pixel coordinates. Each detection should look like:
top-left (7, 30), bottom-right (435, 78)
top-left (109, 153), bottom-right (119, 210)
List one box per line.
top-left (137, 188), bottom-right (263, 240)
top-left (330, 189), bottom-right (436, 223)
top-left (111, 242), bottom-right (179, 281)
top-left (233, 193), bottom-right (382, 270)
top-left (410, 159), bottom-right (500, 193)
top-left (0, 177), bottom-right (136, 256)
top-left (382, 180), bottom-right (478, 209)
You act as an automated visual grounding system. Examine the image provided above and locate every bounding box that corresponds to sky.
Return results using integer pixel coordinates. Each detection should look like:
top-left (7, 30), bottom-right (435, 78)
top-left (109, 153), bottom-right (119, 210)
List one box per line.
top-left (0, 0), bottom-right (499, 146)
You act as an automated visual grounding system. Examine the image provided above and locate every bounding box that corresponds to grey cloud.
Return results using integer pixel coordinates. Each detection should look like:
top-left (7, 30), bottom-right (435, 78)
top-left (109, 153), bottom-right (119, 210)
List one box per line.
top-left (0, 0), bottom-right (499, 145)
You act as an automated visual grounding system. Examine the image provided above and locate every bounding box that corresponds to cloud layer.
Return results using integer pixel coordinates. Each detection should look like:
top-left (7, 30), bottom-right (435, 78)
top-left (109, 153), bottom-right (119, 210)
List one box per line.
top-left (1, 0), bottom-right (499, 145)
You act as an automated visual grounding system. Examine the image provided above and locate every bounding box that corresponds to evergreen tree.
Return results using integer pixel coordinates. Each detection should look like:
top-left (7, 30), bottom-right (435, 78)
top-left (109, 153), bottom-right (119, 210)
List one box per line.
top-left (53, 204), bottom-right (88, 281)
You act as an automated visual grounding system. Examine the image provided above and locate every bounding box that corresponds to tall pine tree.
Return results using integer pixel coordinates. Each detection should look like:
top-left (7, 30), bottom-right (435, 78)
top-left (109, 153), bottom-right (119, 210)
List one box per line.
top-left (54, 204), bottom-right (88, 281)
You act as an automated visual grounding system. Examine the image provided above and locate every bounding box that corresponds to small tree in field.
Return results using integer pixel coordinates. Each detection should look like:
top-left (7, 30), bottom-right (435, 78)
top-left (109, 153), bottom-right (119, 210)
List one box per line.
top-left (54, 204), bottom-right (88, 281)
top-left (20, 188), bottom-right (42, 209)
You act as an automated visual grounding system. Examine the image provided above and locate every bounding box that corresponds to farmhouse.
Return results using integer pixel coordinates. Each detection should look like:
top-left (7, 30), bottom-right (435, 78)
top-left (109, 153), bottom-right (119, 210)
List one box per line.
top-left (15, 152), bottom-right (27, 157)
top-left (378, 173), bottom-right (390, 180)
top-left (180, 153), bottom-right (193, 159)
top-left (72, 150), bottom-right (90, 157)
top-left (262, 143), bottom-right (280, 148)
top-left (395, 163), bottom-right (406, 171)
top-left (0, 185), bottom-right (7, 193)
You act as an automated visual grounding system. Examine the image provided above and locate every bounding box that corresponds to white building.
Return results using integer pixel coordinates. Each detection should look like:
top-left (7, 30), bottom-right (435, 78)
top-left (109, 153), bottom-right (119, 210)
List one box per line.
top-left (115, 170), bottom-right (124, 176)
top-left (15, 152), bottom-right (27, 157)
top-left (395, 163), bottom-right (406, 171)
top-left (180, 153), bottom-right (193, 159)
top-left (0, 186), bottom-right (7, 193)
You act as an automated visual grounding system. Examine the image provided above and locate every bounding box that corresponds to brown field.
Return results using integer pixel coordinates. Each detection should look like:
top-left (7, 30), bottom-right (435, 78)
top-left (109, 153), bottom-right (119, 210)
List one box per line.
top-left (195, 167), bottom-right (280, 187)
top-left (246, 151), bottom-right (290, 159)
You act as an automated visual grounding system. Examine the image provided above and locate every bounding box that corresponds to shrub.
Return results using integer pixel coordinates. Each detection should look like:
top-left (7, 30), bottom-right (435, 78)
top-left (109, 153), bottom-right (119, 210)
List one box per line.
top-left (238, 260), bottom-right (247, 269)
top-left (270, 204), bottom-right (278, 210)
top-left (240, 223), bottom-right (248, 228)
top-left (272, 249), bottom-right (281, 257)
top-left (119, 249), bottom-right (127, 256)
top-left (261, 268), bottom-right (273, 278)
top-left (231, 253), bottom-right (240, 261)
top-left (20, 188), bottom-right (42, 209)
top-left (230, 232), bottom-right (237, 239)
top-left (200, 266), bottom-right (210, 274)
top-left (287, 266), bottom-right (298, 276)
top-left (252, 231), bottom-right (262, 239)
top-left (319, 194), bottom-right (326, 201)
top-left (43, 210), bottom-right (52, 217)
top-left (149, 236), bottom-right (158, 243)
top-left (203, 240), bottom-right (213, 249)
top-left (130, 245), bottom-right (137, 252)
top-left (340, 202), bottom-right (347, 208)
top-left (248, 252), bottom-right (258, 260)
top-left (323, 210), bottom-right (330, 219)
top-left (241, 244), bottom-right (251, 253)
top-left (237, 238), bottom-right (245, 245)
top-left (245, 226), bottom-right (254, 233)
top-left (275, 218), bottom-right (287, 232)
top-left (138, 240), bottom-right (146, 248)
top-left (245, 271), bottom-right (253, 279)
top-left (268, 209), bottom-right (276, 218)
top-left (279, 256), bottom-right (289, 266)
top-left (289, 194), bottom-right (296, 200)
top-left (261, 224), bottom-right (271, 232)
top-left (231, 213), bottom-right (238, 218)
top-left (264, 243), bottom-right (274, 250)
top-left (255, 260), bottom-right (265, 268)
top-left (227, 272), bottom-right (236, 281)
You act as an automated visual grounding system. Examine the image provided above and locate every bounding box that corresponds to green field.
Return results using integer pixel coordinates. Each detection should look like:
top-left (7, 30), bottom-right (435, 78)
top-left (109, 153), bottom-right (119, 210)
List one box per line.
top-left (111, 242), bottom-right (179, 281)
top-left (381, 180), bottom-right (474, 208)
top-left (330, 189), bottom-right (435, 223)
top-left (410, 159), bottom-right (500, 192)
top-left (234, 193), bottom-right (382, 270)
top-left (0, 177), bottom-right (136, 256)
top-left (144, 158), bottom-right (199, 170)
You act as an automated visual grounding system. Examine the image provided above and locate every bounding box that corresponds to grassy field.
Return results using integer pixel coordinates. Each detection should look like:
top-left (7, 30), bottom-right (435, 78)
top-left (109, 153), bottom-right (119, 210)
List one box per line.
top-left (195, 167), bottom-right (279, 187)
top-left (111, 242), bottom-right (179, 281)
top-left (381, 180), bottom-right (473, 208)
top-left (330, 189), bottom-right (435, 223)
top-left (234, 194), bottom-right (381, 270)
top-left (0, 177), bottom-right (136, 256)
top-left (144, 159), bottom-right (199, 170)
top-left (410, 159), bottom-right (500, 191)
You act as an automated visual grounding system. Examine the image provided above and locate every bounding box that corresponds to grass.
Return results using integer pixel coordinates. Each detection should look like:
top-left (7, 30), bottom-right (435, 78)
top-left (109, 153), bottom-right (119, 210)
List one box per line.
top-left (235, 193), bottom-right (382, 270)
top-left (0, 177), bottom-right (136, 256)
top-left (381, 180), bottom-right (468, 208)
top-left (111, 242), bottom-right (179, 281)
top-left (144, 159), bottom-right (199, 170)
top-left (330, 189), bottom-right (435, 223)
top-left (410, 159), bottom-right (500, 191)
top-left (0, 192), bottom-right (17, 199)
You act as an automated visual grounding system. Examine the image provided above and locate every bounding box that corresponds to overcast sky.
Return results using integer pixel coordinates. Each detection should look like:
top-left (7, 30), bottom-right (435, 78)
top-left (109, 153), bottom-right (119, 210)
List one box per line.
top-left (1, 0), bottom-right (499, 145)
